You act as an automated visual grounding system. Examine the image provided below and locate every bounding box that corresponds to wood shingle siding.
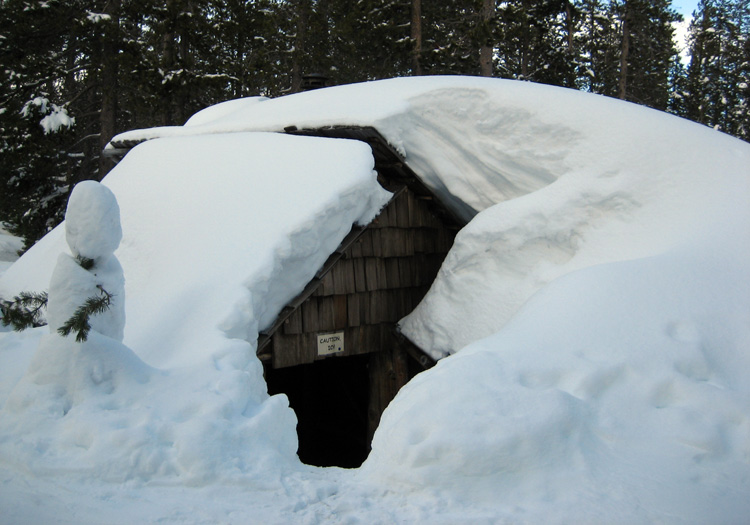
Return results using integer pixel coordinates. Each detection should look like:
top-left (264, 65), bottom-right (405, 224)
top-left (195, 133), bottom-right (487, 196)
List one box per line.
top-left (262, 186), bottom-right (454, 369)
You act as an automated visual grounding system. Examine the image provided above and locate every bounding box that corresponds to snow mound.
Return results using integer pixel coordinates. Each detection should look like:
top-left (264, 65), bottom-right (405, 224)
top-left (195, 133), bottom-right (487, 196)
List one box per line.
top-left (64, 181), bottom-right (122, 262)
top-left (365, 227), bottom-right (750, 522)
top-left (0, 132), bottom-right (389, 485)
top-left (0, 328), bottom-right (299, 485)
top-left (398, 83), bottom-right (750, 358)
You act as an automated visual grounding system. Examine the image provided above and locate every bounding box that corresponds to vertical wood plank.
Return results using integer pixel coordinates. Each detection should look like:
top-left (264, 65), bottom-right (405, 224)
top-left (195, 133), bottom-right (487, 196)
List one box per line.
top-left (407, 190), bottom-right (420, 226)
top-left (366, 336), bottom-right (409, 447)
top-left (333, 295), bottom-right (347, 328)
top-left (319, 271), bottom-right (335, 296)
top-left (349, 238), bottom-right (362, 258)
top-left (396, 193), bottom-right (411, 228)
top-left (364, 258), bottom-right (380, 291)
top-left (317, 296), bottom-right (335, 331)
top-left (370, 229), bottom-right (383, 257)
top-left (282, 308), bottom-right (303, 334)
top-left (347, 294), bottom-right (361, 326)
top-left (353, 257), bottom-right (367, 292)
top-left (302, 299), bottom-right (319, 333)
top-left (332, 258), bottom-right (354, 295)
top-left (384, 258), bottom-right (400, 289)
top-left (359, 232), bottom-right (374, 257)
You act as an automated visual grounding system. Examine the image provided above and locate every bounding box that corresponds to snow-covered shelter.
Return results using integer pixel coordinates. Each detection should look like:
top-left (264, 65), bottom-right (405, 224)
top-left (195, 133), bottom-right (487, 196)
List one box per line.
top-left (2, 76), bottom-right (750, 522)
top-left (105, 124), bottom-right (464, 466)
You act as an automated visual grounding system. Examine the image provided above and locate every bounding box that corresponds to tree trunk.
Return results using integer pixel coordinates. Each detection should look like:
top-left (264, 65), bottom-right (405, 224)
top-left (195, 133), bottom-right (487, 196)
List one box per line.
top-left (291, 0), bottom-right (310, 93)
top-left (479, 0), bottom-right (494, 77)
top-left (411, 0), bottom-right (422, 75)
top-left (174, 0), bottom-right (194, 124)
top-left (161, 0), bottom-right (176, 125)
top-left (565, 1), bottom-right (574, 51)
top-left (520, 0), bottom-right (531, 79)
top-left (99, 0), bottom-right (120, 178)
top-left (618, 1), bottom-right (630, 100)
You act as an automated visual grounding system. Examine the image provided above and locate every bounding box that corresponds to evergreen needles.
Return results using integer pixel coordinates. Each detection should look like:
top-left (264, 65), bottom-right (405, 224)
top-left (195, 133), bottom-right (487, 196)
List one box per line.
top-left (57, 286), bottom-right (114, 343)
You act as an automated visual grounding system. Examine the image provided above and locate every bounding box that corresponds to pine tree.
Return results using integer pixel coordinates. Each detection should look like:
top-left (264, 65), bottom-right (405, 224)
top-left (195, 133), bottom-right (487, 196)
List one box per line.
top-left (495, 0), bottom-right (578, 86)
top-left (614, 0), bottom-right (682, 110)
top-left (0, 0), bottom-right (84, 249)
top-left (686, 0), bottom-right (750, 140)
top-left (0, 0), bottom-right (153, 248)
top-left (575, 0), bottom-right (621, 95)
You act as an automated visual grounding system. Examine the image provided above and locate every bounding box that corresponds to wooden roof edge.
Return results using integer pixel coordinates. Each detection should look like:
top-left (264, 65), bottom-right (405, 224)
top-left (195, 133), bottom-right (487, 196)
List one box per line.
top-left (256, 186), bottom-right (408, 354)
top-left (105, 125), bottom-right (468, 231)
top-left (283, 125), bottom-right (466, 229)
top-left (102, 146), bottom-right (132, 160)
top-left (393, 327), bottom-right (437, 370)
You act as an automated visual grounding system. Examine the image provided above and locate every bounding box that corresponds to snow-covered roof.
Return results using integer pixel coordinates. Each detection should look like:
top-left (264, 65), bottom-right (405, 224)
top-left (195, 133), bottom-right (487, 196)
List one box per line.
top-left (108, 75), bottom-right (750, 359)
top-left (2, 132), bottom-right (390, 367)
top-left (111, 76), bottom-right (611, 223)
top-left (2, 76), bottom-right (750, 522)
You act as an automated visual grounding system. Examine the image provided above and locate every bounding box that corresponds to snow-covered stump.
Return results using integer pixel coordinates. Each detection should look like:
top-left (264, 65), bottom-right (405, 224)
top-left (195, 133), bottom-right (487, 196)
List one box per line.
top-left (1, 182), bottom-right (152, 452)
top-left (46, 181), bottom-right (126, 341)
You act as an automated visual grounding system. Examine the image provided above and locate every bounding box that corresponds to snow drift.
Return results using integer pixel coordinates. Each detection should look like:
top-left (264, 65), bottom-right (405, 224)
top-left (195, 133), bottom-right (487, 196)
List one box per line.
top-left (1, 76), bottom-right (749, 523)
top-left (0, 132), bottom-right (389, 485)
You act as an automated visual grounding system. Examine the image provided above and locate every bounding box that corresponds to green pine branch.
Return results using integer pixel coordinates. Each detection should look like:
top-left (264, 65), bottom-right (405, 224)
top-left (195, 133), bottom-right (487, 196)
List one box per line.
top-left (0, 291), bottom-right (49, 331)
top-left (57, 285), bottom-right (114, 343)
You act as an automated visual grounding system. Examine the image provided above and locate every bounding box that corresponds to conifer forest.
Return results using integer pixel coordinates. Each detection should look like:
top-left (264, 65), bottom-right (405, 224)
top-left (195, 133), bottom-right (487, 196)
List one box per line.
top-left (1, 0), bottom-right (749, 250)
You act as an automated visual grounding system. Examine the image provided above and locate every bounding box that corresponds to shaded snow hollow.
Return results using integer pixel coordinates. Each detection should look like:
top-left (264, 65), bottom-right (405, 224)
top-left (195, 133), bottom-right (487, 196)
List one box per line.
top-left (1, 76), bottom-right (750, 523)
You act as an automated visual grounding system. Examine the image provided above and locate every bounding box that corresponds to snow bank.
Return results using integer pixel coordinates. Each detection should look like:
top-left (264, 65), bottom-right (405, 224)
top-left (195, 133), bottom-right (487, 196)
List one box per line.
top-left (400, 100), bottom-right (750, 357)
top-left (365, 211), bottom-right (750, 522)
top-left (0, 132), bottom-right (390, 485)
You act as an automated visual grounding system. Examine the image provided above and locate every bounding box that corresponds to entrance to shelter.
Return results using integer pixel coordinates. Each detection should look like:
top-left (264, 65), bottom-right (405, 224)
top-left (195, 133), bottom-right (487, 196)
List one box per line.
top-left (265, 354), bottom-right (371, 468)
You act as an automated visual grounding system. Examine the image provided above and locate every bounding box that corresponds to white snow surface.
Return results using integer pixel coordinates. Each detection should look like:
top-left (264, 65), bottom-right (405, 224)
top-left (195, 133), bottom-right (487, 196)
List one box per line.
top-left (112, 76), bottom-right (602, 222)
top-left (21, 96), bottom-right (75, 134)
top-left (2, 76), bottom-right (750, 523)
top-left (47, 181), bottom-right (126, 341)
top-left (64, 181), bottom-right (122, 262)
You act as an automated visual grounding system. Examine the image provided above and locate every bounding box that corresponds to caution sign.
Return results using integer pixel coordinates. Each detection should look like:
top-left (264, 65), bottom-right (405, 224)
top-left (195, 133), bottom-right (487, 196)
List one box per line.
top-left (317, 331), bottom-right (344, 356)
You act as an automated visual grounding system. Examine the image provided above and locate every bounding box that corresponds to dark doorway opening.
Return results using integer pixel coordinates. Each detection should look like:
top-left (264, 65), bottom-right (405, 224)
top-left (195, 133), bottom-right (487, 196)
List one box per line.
top-left (264, 354), bottom-right (370, 468)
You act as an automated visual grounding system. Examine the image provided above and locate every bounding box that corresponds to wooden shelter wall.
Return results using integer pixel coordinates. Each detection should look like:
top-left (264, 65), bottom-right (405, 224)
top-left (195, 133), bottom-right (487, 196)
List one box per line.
top-left (271, 188), bottom-right (456, 369)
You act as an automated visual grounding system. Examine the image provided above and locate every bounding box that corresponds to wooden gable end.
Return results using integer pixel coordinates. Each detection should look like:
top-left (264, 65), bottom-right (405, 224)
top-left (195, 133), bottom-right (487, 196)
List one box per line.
top-left (258, 185), bottom-right (455, 369)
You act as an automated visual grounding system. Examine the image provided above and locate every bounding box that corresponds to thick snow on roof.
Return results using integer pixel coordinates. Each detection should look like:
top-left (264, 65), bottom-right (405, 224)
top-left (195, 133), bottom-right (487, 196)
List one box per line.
top-left (2, 132), bottom-right (389, 367)
top-left (113, 76), bottom-right (610, 222)
top-left (2, 76), bottom-right (750, 523)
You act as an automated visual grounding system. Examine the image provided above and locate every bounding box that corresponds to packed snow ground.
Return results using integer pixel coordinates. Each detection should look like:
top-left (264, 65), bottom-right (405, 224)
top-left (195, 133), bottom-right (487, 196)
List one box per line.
top-left (1, 77), bottom-right (749, 523)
